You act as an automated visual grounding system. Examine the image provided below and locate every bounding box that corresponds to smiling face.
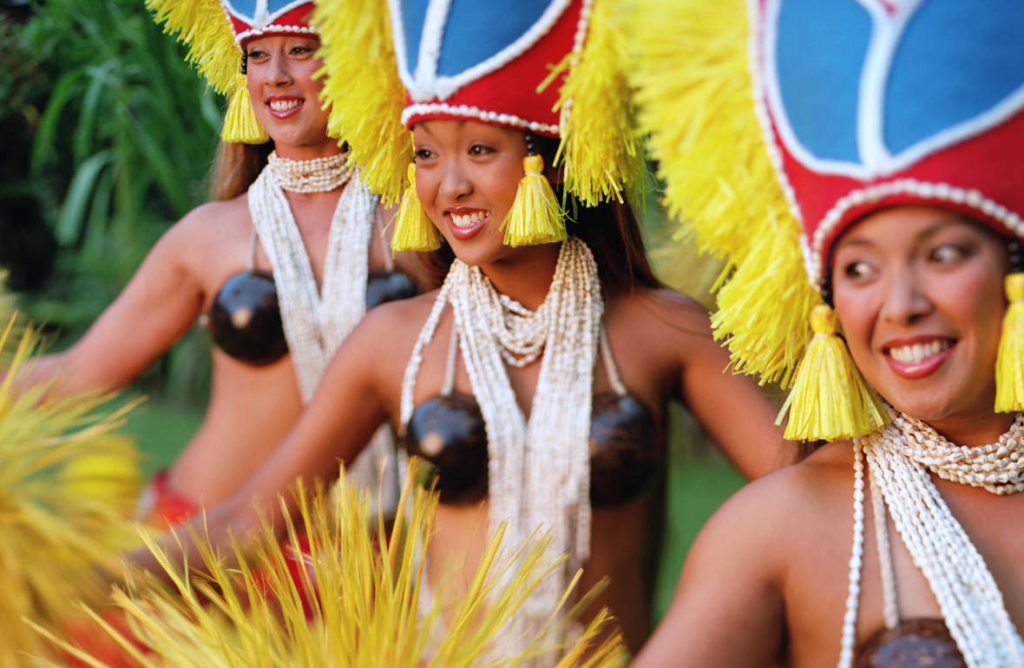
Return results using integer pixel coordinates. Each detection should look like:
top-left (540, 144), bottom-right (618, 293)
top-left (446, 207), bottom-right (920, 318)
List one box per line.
top-left (412, 120), bottom-right (538, 267)
top-left (831, 206), bottom-right (1009, 423)
top-left (244, 34), bottom-right (336, 156)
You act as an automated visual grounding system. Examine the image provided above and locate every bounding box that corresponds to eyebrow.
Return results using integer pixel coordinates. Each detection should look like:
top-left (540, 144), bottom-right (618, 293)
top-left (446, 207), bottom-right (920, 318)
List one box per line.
top-left (838, 216), bottom-right (964, 251)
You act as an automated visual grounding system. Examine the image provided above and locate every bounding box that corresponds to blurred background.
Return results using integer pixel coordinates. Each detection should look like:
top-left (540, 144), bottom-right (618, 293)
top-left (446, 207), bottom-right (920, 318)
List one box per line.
top-left (0, 0), bottom-right (746, 621)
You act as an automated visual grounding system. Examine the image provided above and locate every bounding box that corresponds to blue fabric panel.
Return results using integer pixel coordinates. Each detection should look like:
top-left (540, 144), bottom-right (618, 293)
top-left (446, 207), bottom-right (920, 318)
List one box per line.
top-left (885, 0), bottom-right (1024, 153)
top-left (436, 0), bottom-right (554, 77)
top-left (224, 0), bottom-right (259, 21)
top-left (400, 0), bottom-right (431, 74)
top-left (267, 0), bottom-right (301, 12)
top-left (775, 0), bottom-right (870, 163)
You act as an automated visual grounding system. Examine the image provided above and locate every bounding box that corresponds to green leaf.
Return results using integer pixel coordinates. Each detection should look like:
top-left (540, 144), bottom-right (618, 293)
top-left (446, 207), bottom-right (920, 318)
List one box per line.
top-left (55, 150), bottom-right (112, 246)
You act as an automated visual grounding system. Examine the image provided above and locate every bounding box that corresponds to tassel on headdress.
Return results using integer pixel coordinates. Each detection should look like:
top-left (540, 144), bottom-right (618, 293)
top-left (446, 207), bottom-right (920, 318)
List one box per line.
top-left (779, 305), bottom-right (888, 441)
top-left (222, 72), bottom-right (269, 144)
top-left (503, 135), bottom-right (566, 247)
top-left (390, 163), bottom-right (440, 253)
top-left (996, 272), bottom-right (1024, 412)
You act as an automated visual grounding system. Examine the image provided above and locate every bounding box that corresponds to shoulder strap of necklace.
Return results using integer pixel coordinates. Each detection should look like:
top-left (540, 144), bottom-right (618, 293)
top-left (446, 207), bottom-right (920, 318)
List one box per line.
top-left (399, 279), bottom-right (454, 433)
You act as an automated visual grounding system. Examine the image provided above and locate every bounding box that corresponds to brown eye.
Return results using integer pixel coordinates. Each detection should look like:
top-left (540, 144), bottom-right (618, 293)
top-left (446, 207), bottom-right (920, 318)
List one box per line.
top-left (930, 244), bottom-right (966, 265)
top-left (414, 147), bottom-right (433, 161)
top-left (843, 260), bottom-right (874, 280)
top-left (468, 143), bottom-right (494, 156)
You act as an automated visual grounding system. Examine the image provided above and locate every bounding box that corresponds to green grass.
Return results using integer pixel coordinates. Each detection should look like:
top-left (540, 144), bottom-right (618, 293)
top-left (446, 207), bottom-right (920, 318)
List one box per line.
top-left (116, 395), bottom-right (200, 479)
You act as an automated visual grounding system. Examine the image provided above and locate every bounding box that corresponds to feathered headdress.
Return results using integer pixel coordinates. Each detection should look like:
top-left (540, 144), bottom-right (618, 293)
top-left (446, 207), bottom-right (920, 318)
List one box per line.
top-left (631, 0), bottom-right (1024, 440)
top-left (314, 0), bottom-right (646, 250)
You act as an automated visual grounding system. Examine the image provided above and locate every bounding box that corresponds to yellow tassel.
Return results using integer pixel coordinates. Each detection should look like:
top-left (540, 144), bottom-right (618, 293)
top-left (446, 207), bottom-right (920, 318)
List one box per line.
top-left (146, 0), bottom-right (240, 96)
top-left (221, 73), bottom-right (269, 144)
top-left (390, 164), bottom-right (440, 253)
top-left (779, 305), bottom-right (889, 441)
top-left (996, 273), bottom-right (1024, 412)
top-left (313, 0), bottom-right (410, 204)
top-left (502, 155), bottom-right (567, 248)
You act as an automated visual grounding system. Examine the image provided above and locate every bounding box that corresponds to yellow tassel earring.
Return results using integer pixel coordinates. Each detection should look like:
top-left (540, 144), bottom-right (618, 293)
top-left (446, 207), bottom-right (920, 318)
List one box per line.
top-left (502, 132), bottom-right (566, 247)
top-left (995, 240), bottom-right (1024, 412)
top-left (221, 54), bottom-right (269, 144)
top-left (390, 163), bottom-right (440, 253)
top-left (779, 302), bottom-right (889, 441)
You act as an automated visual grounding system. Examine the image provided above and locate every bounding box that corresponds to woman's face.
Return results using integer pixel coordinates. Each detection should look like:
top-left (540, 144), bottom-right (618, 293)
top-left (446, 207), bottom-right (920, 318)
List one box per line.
top-left (412, 120), bottom-right (533, 267)
top-left (831, 205), bottom-right (1009, 423)
top-left (245, 35), bottom-right (333, 154)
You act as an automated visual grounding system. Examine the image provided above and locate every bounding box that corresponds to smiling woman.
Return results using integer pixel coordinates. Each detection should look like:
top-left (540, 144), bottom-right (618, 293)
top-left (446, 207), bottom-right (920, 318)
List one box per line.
top-left (631, 0), bottom-right (1024, 665)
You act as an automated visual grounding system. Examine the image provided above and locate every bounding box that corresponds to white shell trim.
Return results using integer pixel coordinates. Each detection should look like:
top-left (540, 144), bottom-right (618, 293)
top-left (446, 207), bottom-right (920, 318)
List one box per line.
top-left (807, 179), bottom-right (1024, 286)
top-left (234, 24), bottom-right (317, 46)
top-left (401, 103), bottom-right (559, 134)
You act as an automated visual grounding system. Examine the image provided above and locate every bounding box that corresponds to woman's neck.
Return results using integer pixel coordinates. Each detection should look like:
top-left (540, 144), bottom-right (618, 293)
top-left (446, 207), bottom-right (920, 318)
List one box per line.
top-left (273, 140), bottom-right (344, 161)
top-left (479, 242), bottom-right (562, 311)
top-left (924, 411), bottom-right (1016, 447)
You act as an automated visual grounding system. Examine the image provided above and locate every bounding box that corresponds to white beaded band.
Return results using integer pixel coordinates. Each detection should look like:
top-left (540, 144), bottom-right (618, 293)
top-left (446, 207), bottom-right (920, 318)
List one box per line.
top-left (401, 103), bottom-right (559, 135)
top-left (807, 179), bottom-right (1024, 286)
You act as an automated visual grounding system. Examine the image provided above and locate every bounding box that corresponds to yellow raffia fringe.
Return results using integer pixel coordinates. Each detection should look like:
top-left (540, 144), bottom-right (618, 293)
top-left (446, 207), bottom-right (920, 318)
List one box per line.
top-left (504, 155), bottom-right (567, 247)
top-left (778, 306), bottom-right (888, 441)
top-left (222, 72), bottom-right (270, 144)
top-left (145, 0), bottom-right (240, 96)
top-left (550, 0), bottom-right (647, 209)
top-left (40, 464), bottom-right (628, 666)
top-left (314, 0), bottom-right (410, 204)
top-left (391, 164), bottom-right (441, 253)
top-left (628, 0), bottom-right (818, 388)
top-left (0, 316), bottom-right (140, 665)
top-left (996, 273), bottom-right (1024, 412)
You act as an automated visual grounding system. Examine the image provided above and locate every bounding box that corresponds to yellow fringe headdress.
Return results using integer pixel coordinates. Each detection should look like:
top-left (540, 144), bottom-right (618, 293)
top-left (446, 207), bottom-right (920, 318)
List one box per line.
top-left (146, 0), bottom-right (321, 144)
top-left (0, 316), bottom-right (140, 664)
top-left (630, 0), bottom-right (1024, 440)
top-left (314, 0), bottom-right (646, 251)
top-left (42, 465), bottom-right (627, 666)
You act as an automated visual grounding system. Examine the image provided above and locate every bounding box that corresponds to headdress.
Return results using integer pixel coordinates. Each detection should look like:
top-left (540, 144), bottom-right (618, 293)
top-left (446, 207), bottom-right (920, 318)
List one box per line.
top-left (313, 0), bottom-right (645, 250)
top-left (147, 0), bottom-right (318, 144)
top-left (632, 0), bottom-right (1024, 440)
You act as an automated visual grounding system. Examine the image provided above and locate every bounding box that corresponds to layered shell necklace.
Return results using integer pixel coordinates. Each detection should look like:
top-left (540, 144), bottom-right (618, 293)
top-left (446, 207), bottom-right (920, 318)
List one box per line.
top-left (400, 237), bottom-right (602, 651)
top-left (839, 408), bottom-right (1024, 668)
top-left (249, 151), bottom-right (394, 497)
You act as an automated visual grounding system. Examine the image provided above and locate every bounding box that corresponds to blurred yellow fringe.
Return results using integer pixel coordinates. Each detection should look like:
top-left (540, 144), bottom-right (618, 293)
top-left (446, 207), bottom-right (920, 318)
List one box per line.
top-left (314, 0), bottom-right (410, 205)
top-left (43, 465), bottom-right (627, 667)
top-left (0, 316), bottom-right (140, 666)
top-left (628, 0), bottom-right (818, 389)
top-left (145, 0), bottom-right (240, 97)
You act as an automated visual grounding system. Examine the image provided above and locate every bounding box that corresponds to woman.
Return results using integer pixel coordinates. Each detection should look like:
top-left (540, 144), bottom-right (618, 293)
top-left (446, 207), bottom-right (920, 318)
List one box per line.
top-left (131, 0), bottom-right (785, 657)
top-left (632, 0), bottom-right (1024, 665)
top-left (20, 0), bottom-right (421, 524)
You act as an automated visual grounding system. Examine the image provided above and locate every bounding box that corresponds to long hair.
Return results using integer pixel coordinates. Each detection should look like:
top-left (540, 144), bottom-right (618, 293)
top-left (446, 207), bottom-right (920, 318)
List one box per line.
top-left (209, 141), bottom-right (273, 201)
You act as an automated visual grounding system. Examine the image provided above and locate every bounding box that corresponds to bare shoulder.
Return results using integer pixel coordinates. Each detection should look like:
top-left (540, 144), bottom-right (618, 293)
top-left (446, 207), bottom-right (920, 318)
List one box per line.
top-left (169, 196), bottom-right (249, 245)
top-left (348, 289), bottom-right (440, 351)
top-left (610, 287), bottom-right (711, 339)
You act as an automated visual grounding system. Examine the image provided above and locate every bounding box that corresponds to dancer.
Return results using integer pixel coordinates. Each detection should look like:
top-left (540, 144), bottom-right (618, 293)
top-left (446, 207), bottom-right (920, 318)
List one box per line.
top-left (130, 0), bottom-right (785, 657)
top-left (632, 0), bottom-right (1024, 665)
top-left (20, 0), bottom-right (422, 525)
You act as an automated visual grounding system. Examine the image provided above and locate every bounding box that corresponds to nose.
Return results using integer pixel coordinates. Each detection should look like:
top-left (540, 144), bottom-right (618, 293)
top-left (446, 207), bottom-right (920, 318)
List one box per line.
top-left (437, 159), bottom-right (472, 203)
top-left (879, 266), bottom-right (932, 326)
top-left (266, 51), bottom-right (294, 87)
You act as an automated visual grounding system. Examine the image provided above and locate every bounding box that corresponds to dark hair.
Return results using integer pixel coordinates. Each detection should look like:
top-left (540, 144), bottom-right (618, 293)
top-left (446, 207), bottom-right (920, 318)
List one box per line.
top-left (209, 141), bottom-right (274, 201)
top-left (416, 132), bottom-right (663, 296)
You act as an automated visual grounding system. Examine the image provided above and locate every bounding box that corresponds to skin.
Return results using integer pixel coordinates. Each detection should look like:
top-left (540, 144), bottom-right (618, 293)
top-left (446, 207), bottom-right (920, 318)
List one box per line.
top-left (20, 34), bottom-right (421, 507)
top-left (131, 119), bottom-right (787, 653)
top-left (635, 206), bottom-right (1024, 667)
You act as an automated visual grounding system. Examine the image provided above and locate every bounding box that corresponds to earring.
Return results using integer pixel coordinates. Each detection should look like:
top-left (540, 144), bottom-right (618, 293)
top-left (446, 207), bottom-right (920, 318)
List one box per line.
top-left (502, 131), bottom-right (566, 247)
top-left (222, 53), bottom-right (269, 144)
top-left (390, 163), bottom-right (440, 253)
top-left (996, 239), bottom-right (1024, 412)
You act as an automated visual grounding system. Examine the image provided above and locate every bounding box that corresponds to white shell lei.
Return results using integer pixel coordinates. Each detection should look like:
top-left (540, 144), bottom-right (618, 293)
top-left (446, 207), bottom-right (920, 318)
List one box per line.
top-left (399, 238), bottom-right (602, 654)
top-left (248, 161), bottom-right (396, 500)
top-left (839, 412), bottom-right (1024, 668)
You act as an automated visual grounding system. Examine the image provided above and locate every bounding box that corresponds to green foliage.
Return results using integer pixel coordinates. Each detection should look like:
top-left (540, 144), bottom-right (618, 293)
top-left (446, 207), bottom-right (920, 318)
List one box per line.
top-left (16, 0), bottom-right (224, 403)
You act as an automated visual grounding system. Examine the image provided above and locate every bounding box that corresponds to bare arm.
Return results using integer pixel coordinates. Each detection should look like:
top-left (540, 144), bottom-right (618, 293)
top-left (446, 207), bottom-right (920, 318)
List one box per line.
top-left (635, 480), bottom-right (788, 667)
top-left (19, 209), bottom-right (214, 397)
top-left (675, 300), bottom-right (793, 478)
top-left (127, 302), bottom-right (398, 573)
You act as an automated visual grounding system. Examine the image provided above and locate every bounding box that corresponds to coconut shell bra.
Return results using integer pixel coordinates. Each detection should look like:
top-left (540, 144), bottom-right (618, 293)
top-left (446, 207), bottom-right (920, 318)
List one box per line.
top-left (206, 231), bottom-right (417, 365)
top-left (403, 327), bottom-right (662, 506)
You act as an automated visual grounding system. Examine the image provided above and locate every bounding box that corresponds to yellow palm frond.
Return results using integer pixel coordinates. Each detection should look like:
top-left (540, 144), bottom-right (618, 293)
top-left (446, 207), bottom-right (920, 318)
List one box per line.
top-left (44, 465), bottom-right (627, 666)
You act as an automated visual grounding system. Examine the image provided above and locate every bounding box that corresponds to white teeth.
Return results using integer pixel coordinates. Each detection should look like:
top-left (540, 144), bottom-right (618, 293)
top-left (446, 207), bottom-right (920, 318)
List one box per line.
top-left (451, 212), bottom-right (486, 228)
top-left (269, 99), bottom-right (301, 112)
top-left (889, 339), bottom-right (951, 365)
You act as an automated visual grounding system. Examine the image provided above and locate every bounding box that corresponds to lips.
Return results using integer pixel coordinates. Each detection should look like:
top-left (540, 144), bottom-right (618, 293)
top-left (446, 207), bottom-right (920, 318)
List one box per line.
top-left (444, 208), bottom-right (490, 241)
top-left (882, 336), bottom-right (957, 380)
